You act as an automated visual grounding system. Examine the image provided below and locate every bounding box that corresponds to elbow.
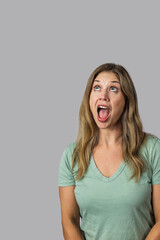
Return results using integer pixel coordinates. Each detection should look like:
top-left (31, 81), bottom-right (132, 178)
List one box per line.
top-left (61, 217), bottom-right (80, 229)
top-left (61, 219), bottom-right (82, 240)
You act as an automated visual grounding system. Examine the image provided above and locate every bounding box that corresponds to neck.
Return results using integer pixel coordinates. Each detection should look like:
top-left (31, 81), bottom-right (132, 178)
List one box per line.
top-left (98, 124), bottom-right (123, 147)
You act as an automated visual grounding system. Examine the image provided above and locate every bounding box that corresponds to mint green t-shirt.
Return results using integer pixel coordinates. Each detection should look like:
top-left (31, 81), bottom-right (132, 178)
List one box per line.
top-left (58, 135), bottom-right (160, 240)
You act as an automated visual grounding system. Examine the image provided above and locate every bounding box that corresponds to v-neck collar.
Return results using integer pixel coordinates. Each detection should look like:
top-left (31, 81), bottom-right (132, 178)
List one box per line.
top-left (90, 154), bottom-right (126, 182)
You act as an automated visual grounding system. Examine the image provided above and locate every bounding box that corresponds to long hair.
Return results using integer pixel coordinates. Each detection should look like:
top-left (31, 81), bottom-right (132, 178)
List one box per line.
top-left (72, 63), bottom-right (148, 182)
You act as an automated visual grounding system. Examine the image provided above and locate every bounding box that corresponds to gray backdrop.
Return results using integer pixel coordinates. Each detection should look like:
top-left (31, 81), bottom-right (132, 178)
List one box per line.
top-left (1, 0), bottom-right (160, 239)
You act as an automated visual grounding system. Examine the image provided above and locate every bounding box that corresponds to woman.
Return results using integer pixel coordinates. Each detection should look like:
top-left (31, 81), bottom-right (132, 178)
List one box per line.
top-left (58, 63), bottom-right (160, 240)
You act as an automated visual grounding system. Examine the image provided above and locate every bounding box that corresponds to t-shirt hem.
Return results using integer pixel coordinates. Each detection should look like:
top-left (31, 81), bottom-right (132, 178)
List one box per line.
top-left (58, 182), bottom-right (75, 187)
top-left (152, 181), bottom-right (160, 185)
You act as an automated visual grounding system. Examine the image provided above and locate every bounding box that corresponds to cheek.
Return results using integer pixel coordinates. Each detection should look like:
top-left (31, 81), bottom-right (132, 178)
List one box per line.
top-left (121, 96), bottom-right (126, 109)
top-left (113, 97), bottom-right (125, 113)
top-left (89, 95), bottom-right (95, 112)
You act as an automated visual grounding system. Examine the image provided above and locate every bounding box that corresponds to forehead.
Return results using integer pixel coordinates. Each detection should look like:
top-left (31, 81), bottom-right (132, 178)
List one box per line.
top-left (94, 71), bottom-right (120, 84)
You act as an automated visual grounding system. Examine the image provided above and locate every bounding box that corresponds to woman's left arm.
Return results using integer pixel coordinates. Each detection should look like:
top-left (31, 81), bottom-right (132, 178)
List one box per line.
top-left (145, 184), bottom-right (160, 240)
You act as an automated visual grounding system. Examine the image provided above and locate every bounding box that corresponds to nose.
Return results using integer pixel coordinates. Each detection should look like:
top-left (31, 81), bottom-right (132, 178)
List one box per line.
top-left (99, 89), bottom-right (110, 101)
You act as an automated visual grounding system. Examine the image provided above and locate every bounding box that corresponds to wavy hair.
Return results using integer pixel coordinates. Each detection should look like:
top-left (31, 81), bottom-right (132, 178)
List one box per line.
top-left (72, 63), bottom-right (149, 182)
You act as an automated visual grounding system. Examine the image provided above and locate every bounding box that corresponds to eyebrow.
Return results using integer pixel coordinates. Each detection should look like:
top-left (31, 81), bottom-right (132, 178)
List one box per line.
top-left (93, 80), bottom-right (120, 84)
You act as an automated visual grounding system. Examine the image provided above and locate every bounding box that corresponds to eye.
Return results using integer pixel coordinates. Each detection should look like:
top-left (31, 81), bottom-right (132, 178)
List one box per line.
top-left (110, 86), bottom-right (118, 92)
top-left (93, 85), bottom-right (100, 91)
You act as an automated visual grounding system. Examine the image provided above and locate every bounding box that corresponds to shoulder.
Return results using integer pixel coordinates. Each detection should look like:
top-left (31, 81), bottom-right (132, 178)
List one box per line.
top-left (140, 132), bottom-right (160, 165)
top-left (62, 142), bottom-right (77, 158)
top-left (60, 142), bottom-right (77, 168)
top-left (142, 133), bottom-right (160, 152)
top-left (58, 142), bottom-right (77, 186)
top-left (141, 133), bottom-right (160, 185)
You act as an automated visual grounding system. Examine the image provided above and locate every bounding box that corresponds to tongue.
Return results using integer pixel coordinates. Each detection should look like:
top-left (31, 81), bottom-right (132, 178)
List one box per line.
top-left (99, 109), bottom-right (109, 119)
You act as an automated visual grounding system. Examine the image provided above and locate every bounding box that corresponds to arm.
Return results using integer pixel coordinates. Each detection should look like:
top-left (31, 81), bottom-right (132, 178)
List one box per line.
top-left (145, 184), bottom-right (160, 240)
top-left (59, 185), bottom-right (85, 240)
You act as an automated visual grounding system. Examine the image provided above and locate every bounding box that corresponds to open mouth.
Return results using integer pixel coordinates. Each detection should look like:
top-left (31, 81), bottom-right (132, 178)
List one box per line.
top-left (97, 105), bottom-right (111, 122)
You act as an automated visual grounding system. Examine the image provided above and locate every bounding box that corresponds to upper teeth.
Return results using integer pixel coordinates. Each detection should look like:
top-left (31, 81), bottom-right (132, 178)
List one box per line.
top-left (99, 106), bottom-right (108, 109)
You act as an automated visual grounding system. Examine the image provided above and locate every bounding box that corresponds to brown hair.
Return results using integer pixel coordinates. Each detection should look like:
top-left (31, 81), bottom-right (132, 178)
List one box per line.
top-left (72, 63), bottom-right (148, 182)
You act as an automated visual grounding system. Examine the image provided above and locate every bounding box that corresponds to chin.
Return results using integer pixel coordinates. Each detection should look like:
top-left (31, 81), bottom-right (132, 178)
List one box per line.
top-left (96, 122), bottom-right (109, 129)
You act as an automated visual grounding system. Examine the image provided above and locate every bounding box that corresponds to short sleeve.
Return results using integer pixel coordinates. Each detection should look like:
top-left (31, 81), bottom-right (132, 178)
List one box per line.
top-left (58, 145), bottom-right (75, 187)
top-left (151, 138), bottom-right (160, 185)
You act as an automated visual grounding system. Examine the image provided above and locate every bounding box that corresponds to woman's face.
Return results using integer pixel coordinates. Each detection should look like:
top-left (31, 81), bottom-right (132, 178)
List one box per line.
top-left (89, 71), bottom-right (126, 130)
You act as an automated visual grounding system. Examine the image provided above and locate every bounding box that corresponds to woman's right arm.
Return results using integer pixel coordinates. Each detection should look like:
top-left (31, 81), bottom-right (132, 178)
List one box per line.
top-left (59, 185), bottom-right (85, 240)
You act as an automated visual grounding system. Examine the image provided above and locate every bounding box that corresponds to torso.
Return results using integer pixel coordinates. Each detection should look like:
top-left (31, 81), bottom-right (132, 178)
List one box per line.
top-left (92, 144), bottom-right (123, 178)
